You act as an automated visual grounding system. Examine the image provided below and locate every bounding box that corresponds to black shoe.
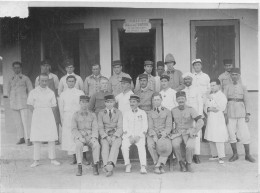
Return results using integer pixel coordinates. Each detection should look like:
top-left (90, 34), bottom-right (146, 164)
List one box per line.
top-left (179, 161), bottom-right (187, 172)
top-left (186, 163), bottom-right (194, 173)
top-left (16, 138), bottom-right (25, 145)
top-left (193, 155), bottom-right (200, 164)
top-left (229, 154), bottom-right (239, 162)
top-left (27, 139), bottom-right (33, 146)
top-left (76, 164), bottom-right (82, 176)
top-left (93, 163), bottom-right (99, 175)
top-left (70, 154), bottom-right (77, 165)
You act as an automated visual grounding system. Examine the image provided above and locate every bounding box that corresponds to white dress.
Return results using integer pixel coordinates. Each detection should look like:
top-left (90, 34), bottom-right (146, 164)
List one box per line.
top-left (27, 86), bottom-right (58, 141)
top-left (59, 88), bottom-right (84, 153)
top-left (204, 90), bottom-right (228, 142)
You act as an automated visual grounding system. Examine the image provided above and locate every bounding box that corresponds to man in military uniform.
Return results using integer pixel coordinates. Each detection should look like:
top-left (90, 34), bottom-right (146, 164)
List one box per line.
top-left (71, 95), bottom-right (101, 176)
top-left (135, 60), bottom-right (156, 92)
top-left (147, 92), bottom-right (172, 174)
top-left (154, 61), bottom-right (165, 92)
top-left (171, 91), bottom-right (204, 172)
top-left (224, 68), bottom-right (255, 163)
top-left (6, 61), bottom-right (33, 145)
top-left (108, 60), bottom-right (134, 96)
top-left (98, 94), bottom-right (123, 177)
top-left (218, 59), bottom-right (242, 92)
top-left (84, 64), bottom-right (107, 97)
top-left (163, 54), bottom-right (184, 91)
top-left (134, 74), bottom-right (154, 112)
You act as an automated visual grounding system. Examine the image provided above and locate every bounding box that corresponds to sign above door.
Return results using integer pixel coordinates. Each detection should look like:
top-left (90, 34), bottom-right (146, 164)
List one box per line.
top-left (123, 18), bottom-right (151, 33)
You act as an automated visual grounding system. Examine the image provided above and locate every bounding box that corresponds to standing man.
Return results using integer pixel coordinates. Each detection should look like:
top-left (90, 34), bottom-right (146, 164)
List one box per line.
top-left (160, 75), bottom-right (178, 111)
top-left (163, 53), bottom-right (184, 91)
top-left (183, 72), bottom-right (203, 164)
top-left (89, 77), bottom-right (112, 115)
top-left (58, 58), bottom-right (84, 96)
top-left (84, 64), bottom-right (106, 97)
top-left (154, 61), bottom-right (165, 92)
top-left (171, 91), bottom-right (204, 172)
top-left (121, 94), bottom-right (148, 174)
top-left (147, 92), bottom-right (172, 174)
top-left (108, 60), bottom-right (134, 96)
top-left (71, 95), bottom-right (101, 176)
top-left (6, 61), bottom-right (33, 145)
top-left (28, 73), bottom-right (60, 167)
top-left (98, 94), bottom-right (123, 177)
top-left (59, 75), bottom-right (85, 164)
top-left (135, 60), bottom-right (156, 92)
top-left (115, 77), bottom-right (134, 115)
top-left (35, 60), bottom-right (60, 144)
top-left (224, 68), bottom-right (255, 163)
top-left (218, 59), bottom-right (241, 92)
top-left (134, 74), bottom-right (154, 112)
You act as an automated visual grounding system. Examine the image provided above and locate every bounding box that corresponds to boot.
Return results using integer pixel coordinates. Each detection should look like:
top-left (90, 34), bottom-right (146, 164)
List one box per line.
top-left (93, 163), bottom-right (99, 175)
top-left (179, 161), bottom-right (187, 172)
top-left (16, 138), bottom-right (25, 145)
top-left (76, 164), bottom-right (82, 176)
top-left (229, 143), bottom-right (239, 162)
top-left (186, 163), bottom-right (194, 173)
top-left (70, 154), bottom-right (77, 165)
top-left (193, 155), bottom-right (201, 164)
top-left (244, 144), bottom-right (256, 163)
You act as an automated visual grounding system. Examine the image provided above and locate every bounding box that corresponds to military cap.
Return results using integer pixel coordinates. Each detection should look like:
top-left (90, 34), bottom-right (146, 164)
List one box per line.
top-left (63, 58), bottom-right (74, 67)
top-left (192, 59), bottom-right (202, 65)
top-left (144, 60), bottom-right (153, 66)
top-left (129, 94), bottom-right (140, 101)
top-left (223, 59), bottom-right (233, 65)
top-left (160, 75), bottom-right (170, 81)
top-left (157, 61), bottom-right (164, 67)
top-left (112, 60), bottom-right (122, 66)
top-left (138, 73), bottom-right (148, 80)
top-left (230, 67), bottom-right (241, 74)
top-left (176, 91), bottom-right (186, 98)
top-left (156, 138), bottom-right (172, 157)
top-left (182, 72), bottom-right (194, 79)
top-left (120, 77), bottom-right (132, 84)
top-left (164, 53), bottom-right (176, 64)
top-left (80, 95), bottom-right (90, 101)
top-left (104, 94), bottom-right (115, 100)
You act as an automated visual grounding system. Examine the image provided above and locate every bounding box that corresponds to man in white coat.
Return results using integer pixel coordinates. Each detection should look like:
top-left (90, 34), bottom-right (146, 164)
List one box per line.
top-left (183, 72), bottom-right (203, 164)
top-left (59, 75), bottom-right (85, 164)
top-left (28, 73), bottom-right (60, 167)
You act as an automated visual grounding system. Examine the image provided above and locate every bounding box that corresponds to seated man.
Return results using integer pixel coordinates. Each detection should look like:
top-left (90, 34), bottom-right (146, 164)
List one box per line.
top-left (147, 92), bottom-right (172, 174)
top-left (170, 91), bottom-right (204, 172)
top-left (71, 95), bottom-right (101, 176)
top-left (121, 94), bottom-right (148, 174)
top-left (98, 94), bottom-right (123, 177)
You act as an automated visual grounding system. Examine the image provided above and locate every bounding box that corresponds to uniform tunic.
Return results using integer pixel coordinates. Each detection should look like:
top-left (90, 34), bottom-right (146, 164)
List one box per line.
top-left (108, 72), bottom-right (134, 96)
top-left (59, 88), bottom-right (84, 153)
top-left (218, 71), bottom-right (242, 92)
top-left (58, 73), bottom-right (84, 96)
top-left (135, 87), bottom-right (154, 112)
top-left (84, 74), bottom-right (107, 97)
top-left (160, 88), bottom-right (177, 111)
top-left (163, 69), bottom-right (185, 91)
top-left (27, 86), bottom-right (58, 141)
top-left (88, 90), bottom-right (112, 115)
top-left (98, 108), bottom-right (123, 165)
top-left (134, 72), bottom-right (156, 92)
top-left (115, 90), bottom-right (134, 115)
top-left (204, 90), bottom-right (228, 142)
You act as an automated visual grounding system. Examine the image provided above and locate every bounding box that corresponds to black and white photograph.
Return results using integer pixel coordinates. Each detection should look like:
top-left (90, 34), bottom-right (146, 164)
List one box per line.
top-left (0, 1), bottom-right (259, 193)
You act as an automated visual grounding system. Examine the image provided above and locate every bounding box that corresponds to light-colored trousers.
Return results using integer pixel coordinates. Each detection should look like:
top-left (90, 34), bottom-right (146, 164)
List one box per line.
top-left (121, 137), bottom-right (147, 166)
top-left (228, 118), bottom-right (250, 144)
top-left (147, 136), bottom-right (168, 165)
top-left (12, 109), bottom-right (31, 140)
top-left (101, 137), bottom-right (122, 165)
top-left (209, 142), bottom-right (225, 158)
top-left (171, 134), bottom-right (195, 164)
top-left (33, 141), bottom-right (56, 160)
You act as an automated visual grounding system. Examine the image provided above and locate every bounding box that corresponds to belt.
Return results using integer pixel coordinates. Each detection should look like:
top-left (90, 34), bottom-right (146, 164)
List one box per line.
top-left (228, 98), bottom-right (244, 102)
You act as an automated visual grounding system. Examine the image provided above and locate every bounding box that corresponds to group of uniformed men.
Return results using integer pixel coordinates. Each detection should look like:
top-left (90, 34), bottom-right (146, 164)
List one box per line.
top-left (6, 53), bottom-right (255, 177)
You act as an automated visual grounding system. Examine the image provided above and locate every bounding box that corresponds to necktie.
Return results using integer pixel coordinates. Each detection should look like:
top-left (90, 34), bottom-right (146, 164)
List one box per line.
top-left (157, 108), bottom-right (160, 114)
top-left (109, 110), bottom-right (112, 119)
